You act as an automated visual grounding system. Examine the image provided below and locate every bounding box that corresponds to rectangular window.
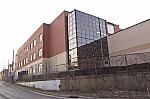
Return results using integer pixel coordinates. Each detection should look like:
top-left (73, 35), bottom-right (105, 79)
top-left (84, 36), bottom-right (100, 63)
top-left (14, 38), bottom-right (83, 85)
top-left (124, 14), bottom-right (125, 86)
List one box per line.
top-left (23, 59), bottom-right (26, 65)
top-left (33, 66), bottom-right (36, 74)
top-left (33, 52), bottom-right (36, 60)
top-left (33, 39), bottom-right (36, 47)
top-left (107, 23), bottom-right (114, 34)
top-left (29, 68), bottom-right (32, 74)
top-left (30, 42), bottom-right (33, 49)
top-left (39, 34), bottom-right (43, 41)
top-left (38, 48), bottom-right (42, 57)
top-left (38, 63), bottom-right (43, 72)
top-left (26, 58), bottom-right (28, 64)
top-left (19, 63), bottom-right (20, 68)
top-left (26, 47), bottom-right (28, 52)
top-left (21, 61), bottom-right (23, 67)
top-left (30, 54), bottom-right (33, 61)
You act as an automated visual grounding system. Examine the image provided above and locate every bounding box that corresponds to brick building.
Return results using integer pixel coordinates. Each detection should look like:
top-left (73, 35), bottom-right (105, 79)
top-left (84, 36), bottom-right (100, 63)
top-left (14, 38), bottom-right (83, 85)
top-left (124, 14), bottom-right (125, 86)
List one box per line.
top-left (15, 9), bottom-right (120, 78)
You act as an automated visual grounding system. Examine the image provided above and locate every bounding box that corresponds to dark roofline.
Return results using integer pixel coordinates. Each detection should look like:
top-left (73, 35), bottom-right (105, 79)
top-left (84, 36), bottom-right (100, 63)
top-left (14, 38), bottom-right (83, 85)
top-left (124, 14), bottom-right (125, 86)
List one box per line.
top-left (74, 9), bottom-right (106, 21)
top-left (107, 22), bottom-right (115, 25)
top-left (108, 19), bottom-right (150, 36)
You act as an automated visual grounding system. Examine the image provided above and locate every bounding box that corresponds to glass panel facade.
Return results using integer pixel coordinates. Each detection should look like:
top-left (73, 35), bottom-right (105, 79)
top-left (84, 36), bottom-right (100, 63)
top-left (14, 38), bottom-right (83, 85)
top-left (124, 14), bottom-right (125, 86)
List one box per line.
top-left (67, 10), bottom-right (109, 69)
top-left (68, 11), bottom-right (78, 67)
top-left (107, 23), bottom-right (115, 34)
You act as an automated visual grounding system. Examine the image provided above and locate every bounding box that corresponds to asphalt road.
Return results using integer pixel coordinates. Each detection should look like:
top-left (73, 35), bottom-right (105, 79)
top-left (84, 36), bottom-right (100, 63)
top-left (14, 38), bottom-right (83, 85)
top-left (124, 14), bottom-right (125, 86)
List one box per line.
top-left (0, 82), bottom-right (65, 99)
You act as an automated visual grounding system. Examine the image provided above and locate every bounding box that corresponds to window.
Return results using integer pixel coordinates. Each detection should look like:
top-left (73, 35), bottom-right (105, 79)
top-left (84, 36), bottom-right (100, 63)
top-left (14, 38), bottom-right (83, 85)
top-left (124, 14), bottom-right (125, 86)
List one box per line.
top-left (38, 63), bottom-right (43, 72)
top-left (33, 39), bottom-right (36, 47)
top-left (38, 48), bottom-right (42, 57)
top-left (30, 42), bottom-right (33, 49)
top-left (23, 59), bottom-right (26, 65)
top-left (30, 54), bottom-right (33, 61)
top-left (19, 63), bottom-right (20, 67)
top-left (33, 52), bottom-right (36, 60)
top-left (26, 58), bottom-right (28, 64)
top-left (29, 68), bottom-right (32, 74)
top-left (26, 47), bottom-right (28, 52)
top-left (39, 33), bottom-right (43, 41)
top-left (21, 61), bottom-right (23, 67)
top-left (33, 66), bottom-right (36, 74)
top-left (107, 23), bottom-right (114, 34)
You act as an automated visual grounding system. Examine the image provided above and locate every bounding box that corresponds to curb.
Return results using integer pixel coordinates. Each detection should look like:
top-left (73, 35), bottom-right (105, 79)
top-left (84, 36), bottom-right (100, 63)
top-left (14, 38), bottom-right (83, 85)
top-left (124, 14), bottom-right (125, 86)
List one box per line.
top-left (14, 84), bottom-right (66, 98)
top-left (10, 83), bottom-right (94, 99)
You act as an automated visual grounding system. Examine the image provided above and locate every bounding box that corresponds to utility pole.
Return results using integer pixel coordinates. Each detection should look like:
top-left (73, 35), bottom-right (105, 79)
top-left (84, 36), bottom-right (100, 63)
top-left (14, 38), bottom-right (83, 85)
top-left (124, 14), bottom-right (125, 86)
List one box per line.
top-left (12, 49), bottom-right (14, 83)
top-left (12, 50), bottom-right (14, 71)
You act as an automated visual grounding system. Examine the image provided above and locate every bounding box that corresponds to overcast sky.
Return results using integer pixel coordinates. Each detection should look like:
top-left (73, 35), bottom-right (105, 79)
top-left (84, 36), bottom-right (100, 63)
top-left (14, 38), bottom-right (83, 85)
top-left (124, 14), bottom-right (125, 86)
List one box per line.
top-left (0, 0), bottom-right (149, 71)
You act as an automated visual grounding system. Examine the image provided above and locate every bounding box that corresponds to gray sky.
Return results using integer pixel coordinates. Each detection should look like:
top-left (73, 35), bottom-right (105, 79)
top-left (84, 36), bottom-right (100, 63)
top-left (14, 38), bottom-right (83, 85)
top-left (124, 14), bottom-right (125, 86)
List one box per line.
top-left (0, 0), bottom-right (149, 71)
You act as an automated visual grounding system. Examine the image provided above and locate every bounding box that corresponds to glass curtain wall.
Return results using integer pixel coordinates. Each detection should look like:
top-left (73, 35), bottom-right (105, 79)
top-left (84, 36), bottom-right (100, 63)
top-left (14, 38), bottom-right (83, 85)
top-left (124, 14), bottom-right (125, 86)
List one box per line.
top-left (67, 10), bottom-right (109, 69)
top-left (68, 11), bottom-right (78, 68)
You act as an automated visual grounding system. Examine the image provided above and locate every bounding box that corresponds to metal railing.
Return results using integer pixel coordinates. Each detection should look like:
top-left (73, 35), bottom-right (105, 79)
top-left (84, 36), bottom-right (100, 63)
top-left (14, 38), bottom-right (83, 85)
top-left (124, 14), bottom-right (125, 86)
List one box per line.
top-left (14, 52), bottom-right (150, 98)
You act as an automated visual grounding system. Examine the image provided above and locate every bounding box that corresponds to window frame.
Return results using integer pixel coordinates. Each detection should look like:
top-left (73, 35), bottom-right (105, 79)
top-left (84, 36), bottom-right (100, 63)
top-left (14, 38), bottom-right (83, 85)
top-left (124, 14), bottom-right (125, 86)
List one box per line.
top-left (26, 57), bottom-right (28, 64)
top-left (23, 59), bottom-right (26, 65)
top-left (26, 46), bottom-right (28, 52)
top-left (33, 39), bottom-right (36, 47)
top-left (38, 48), bottom-right (42, 57)
top-left (38, 63), bottom-right (43, 72)
top-left (33, 52), bottom-right (36, 60)
top-left (30, 54), bottom-right (33, 62)
top-left (39, 33), bottom-right (43, 42)
top-left (21, 61), bottom-right (23, 67)
top-left (30, 42), bottom-right (33, 49)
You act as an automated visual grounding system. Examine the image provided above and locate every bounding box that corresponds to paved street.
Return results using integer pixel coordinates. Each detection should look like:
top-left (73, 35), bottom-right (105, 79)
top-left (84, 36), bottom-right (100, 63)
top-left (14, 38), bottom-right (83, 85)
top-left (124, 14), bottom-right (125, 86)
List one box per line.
top-left (0, 82), bottom-right (64, 99)
top-left (0, 82), bottom-right (122, 99)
